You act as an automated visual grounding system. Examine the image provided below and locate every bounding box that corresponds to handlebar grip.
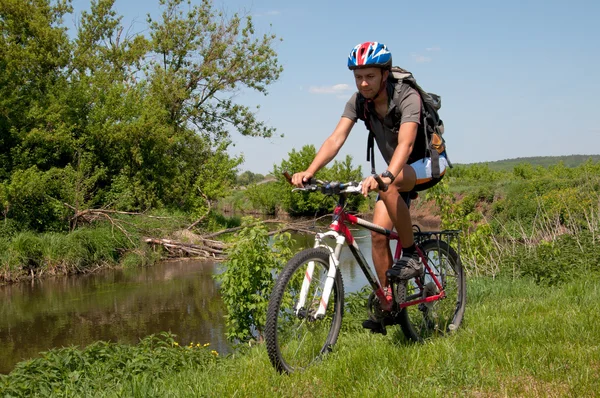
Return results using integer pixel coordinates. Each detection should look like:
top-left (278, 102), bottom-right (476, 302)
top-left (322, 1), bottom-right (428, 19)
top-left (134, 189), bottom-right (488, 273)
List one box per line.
top-left (374, 174), bottom-right (388, 192)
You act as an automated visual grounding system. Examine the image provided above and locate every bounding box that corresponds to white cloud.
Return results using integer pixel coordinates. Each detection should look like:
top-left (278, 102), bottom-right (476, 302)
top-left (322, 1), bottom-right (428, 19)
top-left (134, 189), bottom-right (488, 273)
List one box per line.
top-left (409, 47), bottom-right (440, 63)
top-left (411, 54), bottom-right (432, 63)
top-left (308, 84), bottom-right (352, 94)
top-left (254, 10), bottom-right (281, 17)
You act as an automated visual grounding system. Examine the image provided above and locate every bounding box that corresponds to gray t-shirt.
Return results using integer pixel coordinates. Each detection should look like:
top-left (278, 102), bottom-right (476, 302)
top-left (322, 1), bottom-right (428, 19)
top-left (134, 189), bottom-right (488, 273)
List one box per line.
top-left (342, 80), bottom-right (424, 164)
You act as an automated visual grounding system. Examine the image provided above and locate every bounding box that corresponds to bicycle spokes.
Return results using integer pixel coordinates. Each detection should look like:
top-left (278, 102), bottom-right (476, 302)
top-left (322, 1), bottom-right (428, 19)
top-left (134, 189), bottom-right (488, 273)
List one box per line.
top-left (265, 248), bottom-right (344, 373)
top-left (398, 239), bottom-right (466, 341)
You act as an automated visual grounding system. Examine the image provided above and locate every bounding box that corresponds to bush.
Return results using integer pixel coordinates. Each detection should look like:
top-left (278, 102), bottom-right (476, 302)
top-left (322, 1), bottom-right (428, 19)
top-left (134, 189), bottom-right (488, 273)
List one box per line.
top-left (0, 333), bottom-right (217, 397)
top-left (503, 232), bottom-right (600, 286)
top-left (0, 226), bottom-right (152, 282)
top-left (216, 218), bottom-right (294, 343)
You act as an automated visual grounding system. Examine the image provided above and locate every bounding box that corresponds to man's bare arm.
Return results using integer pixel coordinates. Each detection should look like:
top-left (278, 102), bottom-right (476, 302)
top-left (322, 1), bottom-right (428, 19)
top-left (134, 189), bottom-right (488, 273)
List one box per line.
top-left (386, 122), bottom-right (418, 178)
top-left (292, 117), bottom-right (354, 186)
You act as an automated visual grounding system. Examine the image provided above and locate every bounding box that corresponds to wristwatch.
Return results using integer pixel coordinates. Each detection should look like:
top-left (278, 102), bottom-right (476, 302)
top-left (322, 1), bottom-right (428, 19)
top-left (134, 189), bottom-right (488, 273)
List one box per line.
top-left (381, 170), bottom-right (395, 183)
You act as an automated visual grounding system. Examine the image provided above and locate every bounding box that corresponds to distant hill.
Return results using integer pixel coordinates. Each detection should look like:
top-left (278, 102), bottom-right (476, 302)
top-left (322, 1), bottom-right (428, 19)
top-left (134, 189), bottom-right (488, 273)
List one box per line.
top-left (458, 155), bottom-right (600, 171)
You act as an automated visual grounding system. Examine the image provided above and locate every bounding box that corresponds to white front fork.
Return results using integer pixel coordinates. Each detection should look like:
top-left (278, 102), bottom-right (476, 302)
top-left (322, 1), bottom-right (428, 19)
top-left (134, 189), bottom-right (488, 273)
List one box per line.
top-left (295, 231), bottom-right (345, 318)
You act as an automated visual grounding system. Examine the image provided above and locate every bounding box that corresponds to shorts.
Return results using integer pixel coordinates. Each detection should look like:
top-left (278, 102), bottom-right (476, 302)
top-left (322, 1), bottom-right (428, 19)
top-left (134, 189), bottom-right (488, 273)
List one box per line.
top-left (376, 153), bottom-right (448, 202)
top-left (410, 153), bottom-right (448, 191)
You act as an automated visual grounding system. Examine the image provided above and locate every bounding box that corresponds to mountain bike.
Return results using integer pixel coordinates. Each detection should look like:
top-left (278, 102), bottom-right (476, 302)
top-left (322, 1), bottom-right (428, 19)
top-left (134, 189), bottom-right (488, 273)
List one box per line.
top-left (264, 175), bottom-right (466, 374)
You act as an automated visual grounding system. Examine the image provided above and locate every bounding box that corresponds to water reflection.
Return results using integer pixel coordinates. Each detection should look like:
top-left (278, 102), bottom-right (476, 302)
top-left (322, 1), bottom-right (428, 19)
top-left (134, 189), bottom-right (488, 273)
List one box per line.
top-left (0, 261), bottom-right (228, 374)
top-left (0, 227), bottom-right (381, 374)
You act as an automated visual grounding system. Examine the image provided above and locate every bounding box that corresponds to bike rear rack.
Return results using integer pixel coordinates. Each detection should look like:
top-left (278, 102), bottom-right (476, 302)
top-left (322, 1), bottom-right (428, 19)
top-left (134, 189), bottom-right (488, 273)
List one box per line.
top-left (413, 227), bottom-right (462, 259)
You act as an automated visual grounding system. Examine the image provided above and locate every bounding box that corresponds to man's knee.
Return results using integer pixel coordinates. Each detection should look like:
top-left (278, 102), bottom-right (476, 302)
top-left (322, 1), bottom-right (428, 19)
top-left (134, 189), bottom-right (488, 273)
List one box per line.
top-left (390, 164), bottom-right (416, 192)
top-left (371, 231), bottom-right (388, 248)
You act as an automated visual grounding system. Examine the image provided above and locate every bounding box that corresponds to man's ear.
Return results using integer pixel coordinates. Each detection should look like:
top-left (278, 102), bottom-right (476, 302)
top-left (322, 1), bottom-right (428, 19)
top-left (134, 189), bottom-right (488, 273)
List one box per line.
top-left (382, 69), bottom-right (389, 80)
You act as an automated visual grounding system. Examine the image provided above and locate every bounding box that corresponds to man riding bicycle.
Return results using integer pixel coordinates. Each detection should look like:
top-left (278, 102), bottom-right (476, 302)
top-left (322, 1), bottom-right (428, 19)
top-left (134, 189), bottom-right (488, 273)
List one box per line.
top-left (291, 41), bottom-right (449, 332)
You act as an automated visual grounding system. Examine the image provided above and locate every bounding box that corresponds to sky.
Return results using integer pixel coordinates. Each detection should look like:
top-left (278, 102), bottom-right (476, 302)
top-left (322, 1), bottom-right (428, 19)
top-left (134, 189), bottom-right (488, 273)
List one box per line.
top-left (69, 0), bottom-right (600, 175)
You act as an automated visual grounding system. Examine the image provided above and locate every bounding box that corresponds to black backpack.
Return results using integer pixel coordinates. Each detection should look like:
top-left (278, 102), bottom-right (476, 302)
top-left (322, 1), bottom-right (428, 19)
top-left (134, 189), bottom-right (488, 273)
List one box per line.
top-left (356, 66), bottom-right (449, 179)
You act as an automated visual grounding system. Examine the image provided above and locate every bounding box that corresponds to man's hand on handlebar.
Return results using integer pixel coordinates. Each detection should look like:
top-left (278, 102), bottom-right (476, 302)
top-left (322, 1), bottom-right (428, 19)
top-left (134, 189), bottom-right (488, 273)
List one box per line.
top-left (291, 171), bottom-right (314, 188)
top-left (361, 175), bottom-right (378, 197)
top-left (361, 174), bottom-right (392, 197)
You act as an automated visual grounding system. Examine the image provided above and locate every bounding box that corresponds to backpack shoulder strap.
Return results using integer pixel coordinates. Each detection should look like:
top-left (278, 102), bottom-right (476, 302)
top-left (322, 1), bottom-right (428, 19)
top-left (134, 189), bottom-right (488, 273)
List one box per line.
top-left (355, 93), bottom-right (377, 175)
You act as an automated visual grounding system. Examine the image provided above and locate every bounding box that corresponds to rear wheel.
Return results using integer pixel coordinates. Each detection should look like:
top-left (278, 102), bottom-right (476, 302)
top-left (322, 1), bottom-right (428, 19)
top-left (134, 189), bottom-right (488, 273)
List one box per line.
top-left (265, 248), bottom-right (344, 373)
top-left (399, 239), bottom-right (466, 342)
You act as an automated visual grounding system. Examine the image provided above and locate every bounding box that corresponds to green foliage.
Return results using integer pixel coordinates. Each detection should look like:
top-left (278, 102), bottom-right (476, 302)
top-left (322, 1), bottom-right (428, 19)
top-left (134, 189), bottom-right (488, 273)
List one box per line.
top-left (461, 154), bottom-right (600, 172)
top-left (0, 332), bottom-right (218, 397)
top-left (491, 160), bottom-right (600, 237)
top-left (0, 0), bottom-right (282, 231)
top-left (448, 162), bottom-right (505, 182)
top-left (269, 145), bottom-right (366, 216)
top-left (425, 179), bottom-right (496, 275)
top-left (244, 182), bottom-right (287, 215)
top-left (236, 171), bottom-right (266, 186)
top-left (1, 167), bottom-right (74, 232)
top-left (342, 286), bottom-right (372, 333)
top-left (0, 225), bottom-right (158, 282)
top-left (216, 218), bottom-right (295, 343)
top-left (427, 159), bottom-right (600, 278)
top-left (502, 232), bottom-right (600, 286)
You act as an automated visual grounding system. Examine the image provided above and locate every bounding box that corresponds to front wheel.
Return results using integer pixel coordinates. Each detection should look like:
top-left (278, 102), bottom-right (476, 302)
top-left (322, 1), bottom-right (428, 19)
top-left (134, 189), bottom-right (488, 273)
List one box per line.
top-left (399, 239), bottom-right (466, 342)
top-left (265, 248), bottom-right (344, 374)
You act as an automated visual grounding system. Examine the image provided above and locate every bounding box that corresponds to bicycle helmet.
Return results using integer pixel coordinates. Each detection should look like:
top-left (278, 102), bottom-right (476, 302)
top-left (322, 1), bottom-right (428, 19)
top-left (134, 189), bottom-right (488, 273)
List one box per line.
top-left (348, 42), bottom-right (392, 70)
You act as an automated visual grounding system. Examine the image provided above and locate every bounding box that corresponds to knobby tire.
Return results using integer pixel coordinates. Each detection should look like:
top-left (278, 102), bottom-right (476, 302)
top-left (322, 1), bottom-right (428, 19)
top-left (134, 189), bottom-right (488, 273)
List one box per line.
top-left (265, 248), bottom-right (344, 374)
top-left (399, 239), bottom-right (466, 342)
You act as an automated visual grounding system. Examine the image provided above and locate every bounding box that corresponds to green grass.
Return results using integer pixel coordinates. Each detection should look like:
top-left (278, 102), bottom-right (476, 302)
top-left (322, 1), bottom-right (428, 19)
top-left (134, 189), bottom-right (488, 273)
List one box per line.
top-left (2, 275), bottom-right (599, 397)
top-left (0, 226), bottom-right (157, 283)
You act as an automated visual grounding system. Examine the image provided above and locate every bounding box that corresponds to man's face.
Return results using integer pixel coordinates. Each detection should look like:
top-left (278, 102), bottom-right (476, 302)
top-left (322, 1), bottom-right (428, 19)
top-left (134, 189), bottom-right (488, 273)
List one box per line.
top-left (353, 67), bottom-right (387, 99)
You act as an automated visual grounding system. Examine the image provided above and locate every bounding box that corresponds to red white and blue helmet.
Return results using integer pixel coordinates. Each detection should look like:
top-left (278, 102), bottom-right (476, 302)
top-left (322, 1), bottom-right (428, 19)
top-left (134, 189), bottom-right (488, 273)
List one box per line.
top-left (348, 42), bottom-right (392, 70)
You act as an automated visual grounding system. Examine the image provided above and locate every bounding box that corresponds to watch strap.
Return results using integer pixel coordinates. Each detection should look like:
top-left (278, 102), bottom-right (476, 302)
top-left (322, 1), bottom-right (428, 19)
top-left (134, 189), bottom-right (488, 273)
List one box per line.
top-left (381, 170), bottom-right (395, 183)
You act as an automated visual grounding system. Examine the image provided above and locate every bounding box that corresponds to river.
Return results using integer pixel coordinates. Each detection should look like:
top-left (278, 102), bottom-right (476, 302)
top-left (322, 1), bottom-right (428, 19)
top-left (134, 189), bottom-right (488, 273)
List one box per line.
top-left (0, 228), bottom-right (377, 374)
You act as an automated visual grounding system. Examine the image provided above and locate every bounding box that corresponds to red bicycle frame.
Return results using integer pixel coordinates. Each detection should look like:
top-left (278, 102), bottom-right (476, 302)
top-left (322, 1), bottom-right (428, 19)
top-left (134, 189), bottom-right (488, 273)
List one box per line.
top-left (327, 202), bottom-right (446, 312)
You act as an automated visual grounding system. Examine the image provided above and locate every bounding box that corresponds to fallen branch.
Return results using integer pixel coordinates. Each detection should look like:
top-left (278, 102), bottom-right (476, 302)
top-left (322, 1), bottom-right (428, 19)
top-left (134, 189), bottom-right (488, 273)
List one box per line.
top-left (143, 238), bottom-right (227, 259)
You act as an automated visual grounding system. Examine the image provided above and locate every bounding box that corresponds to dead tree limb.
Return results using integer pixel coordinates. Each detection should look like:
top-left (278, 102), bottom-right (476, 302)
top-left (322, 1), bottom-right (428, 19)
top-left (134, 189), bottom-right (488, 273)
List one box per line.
top-left (143, 238), bottom-right (227, 259)
top-left (187, 189), bottom-right (211, 230)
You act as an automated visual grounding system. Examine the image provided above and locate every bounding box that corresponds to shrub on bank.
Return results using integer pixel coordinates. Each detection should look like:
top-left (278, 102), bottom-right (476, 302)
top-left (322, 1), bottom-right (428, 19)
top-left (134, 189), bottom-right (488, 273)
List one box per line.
top-left (0, 333), bottom-right (218, 397)
top-left (0, 226), bottom-right (158, 283)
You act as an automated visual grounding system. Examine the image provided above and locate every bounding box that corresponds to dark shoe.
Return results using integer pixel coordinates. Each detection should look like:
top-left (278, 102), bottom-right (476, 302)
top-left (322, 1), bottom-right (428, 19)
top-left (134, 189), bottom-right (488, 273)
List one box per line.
top-left (362, 319), bottom-right (387, 335)
top-left (386, 252), bottom-right (423, 281)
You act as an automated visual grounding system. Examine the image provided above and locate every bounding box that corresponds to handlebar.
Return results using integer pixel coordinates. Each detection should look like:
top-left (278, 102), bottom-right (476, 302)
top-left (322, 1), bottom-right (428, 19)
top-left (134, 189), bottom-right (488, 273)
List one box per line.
top-left (283, 171), bottom-right (389, 195)
top-left (292, 180), bottom-right (363, 196)
top-left (373, 174), bottom-right (388, 192)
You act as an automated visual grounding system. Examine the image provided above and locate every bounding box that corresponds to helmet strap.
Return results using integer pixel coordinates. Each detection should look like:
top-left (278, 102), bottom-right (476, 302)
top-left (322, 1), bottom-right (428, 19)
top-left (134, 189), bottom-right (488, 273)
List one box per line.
top-left (370, 73), bottom-right (387, 101)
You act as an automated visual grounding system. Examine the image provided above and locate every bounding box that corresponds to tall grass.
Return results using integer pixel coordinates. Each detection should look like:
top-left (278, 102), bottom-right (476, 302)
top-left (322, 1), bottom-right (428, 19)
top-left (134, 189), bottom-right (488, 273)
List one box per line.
top-left (459, 195), bottom-right (600, 282)
top-left (158, 276), bottom-right (600, 397)
top-left (0, 226), bottom-right (159, 283)
top-left (2, 275), bottom-right (598, 397)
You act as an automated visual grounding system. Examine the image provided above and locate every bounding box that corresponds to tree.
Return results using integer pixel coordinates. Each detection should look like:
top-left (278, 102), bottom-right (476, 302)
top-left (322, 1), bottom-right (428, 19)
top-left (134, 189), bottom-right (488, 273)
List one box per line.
top-left (236, 171), bottom-right (265, 186)
top-left (146, 0), bottom-right (282, 140)
top-left (270, 145), bottom-right (365, 216)
top-left (0, 0), bottom-right (73, 178)
top-left (0, 0), bottom-right (282, 231)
